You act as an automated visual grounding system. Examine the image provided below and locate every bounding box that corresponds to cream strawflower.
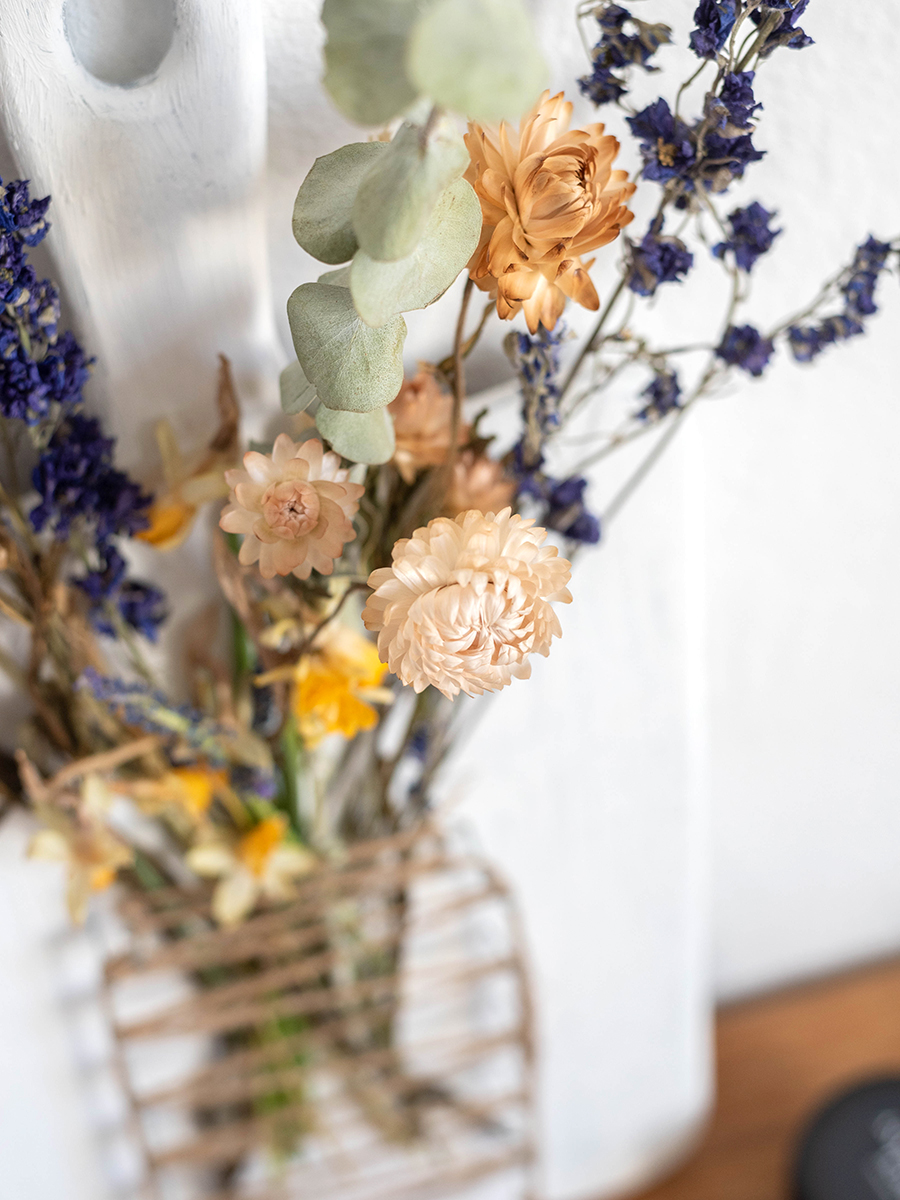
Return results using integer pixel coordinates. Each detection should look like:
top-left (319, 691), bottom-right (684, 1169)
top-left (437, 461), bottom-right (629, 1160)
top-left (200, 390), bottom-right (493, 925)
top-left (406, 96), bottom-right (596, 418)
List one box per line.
top-left (362, 508), bottom-right (572, 699)
top-left (220, 435), bottom-right (364, 580)
top-left (465, 89), bottom-right (635, 333)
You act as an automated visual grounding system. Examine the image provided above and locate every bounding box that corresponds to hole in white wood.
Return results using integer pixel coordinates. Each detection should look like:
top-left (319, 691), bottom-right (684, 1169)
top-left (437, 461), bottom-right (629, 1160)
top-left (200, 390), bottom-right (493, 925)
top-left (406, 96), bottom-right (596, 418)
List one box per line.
top-left (63, 0), bottom-right (176, 87)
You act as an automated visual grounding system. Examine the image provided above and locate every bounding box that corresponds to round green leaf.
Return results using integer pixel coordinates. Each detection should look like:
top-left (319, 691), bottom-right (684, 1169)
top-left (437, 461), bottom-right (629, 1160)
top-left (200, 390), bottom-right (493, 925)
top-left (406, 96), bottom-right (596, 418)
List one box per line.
top-left (292, 142), bottom-right (388, 265)
top-left (322, 0), bottom-right (422, 126)
top-left (287, 281), bottom-right (407, 413)
top-left (279, 360), bottom-right (318, 415)
top-left (316, 404), bottom-right (396, 465)
top-left (352, 116), bottom-right (469, 262)
top-left (406, 0), bottom-right (548, 122)
top-left (318, 265), bottom-right (352, 288)
top-left (350, 177), bottom-right (481, 327)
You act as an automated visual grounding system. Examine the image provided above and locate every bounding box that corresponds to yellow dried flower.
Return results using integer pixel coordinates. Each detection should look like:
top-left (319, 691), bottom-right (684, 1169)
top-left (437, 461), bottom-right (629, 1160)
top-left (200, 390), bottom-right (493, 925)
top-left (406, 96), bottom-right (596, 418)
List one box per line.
top-left (465, 89), bottom-right (635, 333)
top-left (293, 623), bottom-right (393, 748)
top-left (29, 774), bottom-right (132, 923)
top-left (131, 765), bottom-right (228, 820)
top-left (137, 357), bottom-right (241, 549)
top-left (187, 814), bottom-right (314, 925)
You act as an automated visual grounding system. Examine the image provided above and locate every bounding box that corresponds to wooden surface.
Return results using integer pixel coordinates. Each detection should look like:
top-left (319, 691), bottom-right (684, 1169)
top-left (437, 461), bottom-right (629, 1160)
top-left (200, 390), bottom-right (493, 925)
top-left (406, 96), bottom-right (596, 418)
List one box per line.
top-left (633, 956), bottom-right (900, 1200)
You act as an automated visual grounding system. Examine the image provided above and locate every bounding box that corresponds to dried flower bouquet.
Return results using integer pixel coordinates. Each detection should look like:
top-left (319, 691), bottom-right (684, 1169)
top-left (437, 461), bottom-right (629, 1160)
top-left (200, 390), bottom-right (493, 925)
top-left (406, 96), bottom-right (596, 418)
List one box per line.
top-left (0, 0), bottom-right (896, 1193)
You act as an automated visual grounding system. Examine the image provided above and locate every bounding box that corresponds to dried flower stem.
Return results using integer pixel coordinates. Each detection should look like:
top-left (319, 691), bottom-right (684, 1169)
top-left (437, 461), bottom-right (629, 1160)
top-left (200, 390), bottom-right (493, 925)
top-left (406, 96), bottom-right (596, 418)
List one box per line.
top-left (447, 276), bottom-right (474, 480)
top-left (49, 734), bottom-right (162, 793)
top-left (559, 274), bottom-right (627, 402)
top-left (294, 580), bottom-right (369, 659)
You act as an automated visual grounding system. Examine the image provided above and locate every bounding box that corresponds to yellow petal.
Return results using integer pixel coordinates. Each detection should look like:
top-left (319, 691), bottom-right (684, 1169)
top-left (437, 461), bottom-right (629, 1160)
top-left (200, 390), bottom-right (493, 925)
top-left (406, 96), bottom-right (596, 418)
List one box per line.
top-left (136, 499), bottom-right (196, 549)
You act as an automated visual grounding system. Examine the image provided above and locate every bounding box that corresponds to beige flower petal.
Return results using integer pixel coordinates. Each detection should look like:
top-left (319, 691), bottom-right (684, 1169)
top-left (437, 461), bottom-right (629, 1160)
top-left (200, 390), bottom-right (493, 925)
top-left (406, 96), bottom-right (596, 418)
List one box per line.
top-left (213, 869), bottom-right (259, 926)
top-left (186, 843), bottom-right (236, 877)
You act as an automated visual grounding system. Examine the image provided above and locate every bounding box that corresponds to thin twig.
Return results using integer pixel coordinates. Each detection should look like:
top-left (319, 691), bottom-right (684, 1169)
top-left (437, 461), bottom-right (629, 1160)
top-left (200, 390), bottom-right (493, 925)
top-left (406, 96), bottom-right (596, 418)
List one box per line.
top-left (446, 277), bottom-right (474, 480)
top-left (559, 274), bottom-right (627, 402)
top-left (49, 735), bottom-right (163, 793)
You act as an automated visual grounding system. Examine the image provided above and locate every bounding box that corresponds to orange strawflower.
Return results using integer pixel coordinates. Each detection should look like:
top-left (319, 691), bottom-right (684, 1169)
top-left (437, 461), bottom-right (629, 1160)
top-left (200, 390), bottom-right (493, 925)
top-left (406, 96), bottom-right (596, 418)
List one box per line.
top-left (465, 90), bottom-right (635, 333)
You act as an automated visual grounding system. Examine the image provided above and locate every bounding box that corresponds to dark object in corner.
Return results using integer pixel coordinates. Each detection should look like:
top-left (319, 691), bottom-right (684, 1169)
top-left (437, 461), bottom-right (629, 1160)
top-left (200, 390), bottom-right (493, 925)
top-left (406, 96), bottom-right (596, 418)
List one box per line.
top-left (795, 1077), bottom-right (900, 1200)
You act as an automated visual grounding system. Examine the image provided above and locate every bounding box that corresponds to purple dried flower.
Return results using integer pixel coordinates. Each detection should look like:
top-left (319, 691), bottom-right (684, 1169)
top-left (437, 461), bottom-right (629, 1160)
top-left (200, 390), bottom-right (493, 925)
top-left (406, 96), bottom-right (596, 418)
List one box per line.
top-left (30, 413), bottom-right (152, 542)
top-left (713, 202), bottom-right (781, 271)
top-left (579, 5), bottom-right (671, 107)
top-left (627, 222), bottom-right (693, 296)
top-left (751, 0), bottom-right (814, 56)
top-left (716, 325), bottom-right (775, 376)
top-left (627, 98), bottom-right (696, 186)
top-left (75, 545), bottom-right (167, 643)
top-left (639, 371), bottom-right (682, 419)
top-left (689, 0), bottom-right (738, 59)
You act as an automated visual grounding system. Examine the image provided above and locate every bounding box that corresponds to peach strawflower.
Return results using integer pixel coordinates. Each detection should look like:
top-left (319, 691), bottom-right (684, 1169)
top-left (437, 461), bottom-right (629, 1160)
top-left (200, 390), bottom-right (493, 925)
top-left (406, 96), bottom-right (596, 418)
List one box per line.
top-left (389, 369), bottom-right (470, 485)
top-left (220, 435), bottom-right (364, 580)
top-left (362, 508), bottom-right (572, 699)
top-left (465, 89), bottom-right (635, 333)
top-left (445, 450), bottom-right (516, 517)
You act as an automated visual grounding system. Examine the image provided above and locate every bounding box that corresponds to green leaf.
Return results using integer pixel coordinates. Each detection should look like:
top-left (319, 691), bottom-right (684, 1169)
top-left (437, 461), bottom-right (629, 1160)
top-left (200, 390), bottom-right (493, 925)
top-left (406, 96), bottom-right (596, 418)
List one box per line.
top-left (316, 404), bottom-right (396, 465)
top-left (350, 177), bottom-right (481, 327)
top-left (279, 360), bottom-right (318, 415)
top-left (318, 265), bottom-right (352, 287)
top-left (352, 116), bottom-right (469, 261)
top-left (406, 0), bottom-right (548, 122)
top-left (322, 0), bottom-right (422, 126)
top-left (292, 142), bottom-right (388, 264)
top-left (287, 282), bottom-right (406, 413)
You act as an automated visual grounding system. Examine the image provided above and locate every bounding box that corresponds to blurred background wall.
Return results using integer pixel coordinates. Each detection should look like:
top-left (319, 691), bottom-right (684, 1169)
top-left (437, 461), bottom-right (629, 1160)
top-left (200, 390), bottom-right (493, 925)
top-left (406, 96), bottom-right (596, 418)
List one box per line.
top-left (260, 0), bottom-right (900, 1002)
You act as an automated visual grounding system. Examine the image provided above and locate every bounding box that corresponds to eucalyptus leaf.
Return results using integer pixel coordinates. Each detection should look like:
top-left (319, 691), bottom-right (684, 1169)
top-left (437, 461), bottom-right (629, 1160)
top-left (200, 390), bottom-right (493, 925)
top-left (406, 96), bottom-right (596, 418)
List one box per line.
top-left (352, 116), bottom-right (469, 261)
top-left (316, 404), bottom-right (396, 465)
top-left (287, 282), bottom-right (406, 413)
top-left (406, 0), bottom-right (548, 122)
top-left (318, 265), bottom-right (352, 287)
top-left (350, 177), bottom-right (481, 327)
top-left (292, 142), bottom-right (388, 264)
top-left (322, 0), bottom-right (422, 126)
top-left (279, 360), bottom-right (318, 415)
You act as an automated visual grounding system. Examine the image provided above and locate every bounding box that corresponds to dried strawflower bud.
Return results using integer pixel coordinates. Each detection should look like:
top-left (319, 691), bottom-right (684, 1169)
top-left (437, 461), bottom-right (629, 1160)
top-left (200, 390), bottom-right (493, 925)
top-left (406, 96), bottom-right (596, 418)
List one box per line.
top-left (363, 508), bottom-right (572, 699)
top-left (445, 450), bottom-right (516, 517)
top-left (389, 369), bottom-right (470, 484)
top-left (465, 89), bottom-right (635, 333)
top-left (220, 435), bottom-right (363, 580)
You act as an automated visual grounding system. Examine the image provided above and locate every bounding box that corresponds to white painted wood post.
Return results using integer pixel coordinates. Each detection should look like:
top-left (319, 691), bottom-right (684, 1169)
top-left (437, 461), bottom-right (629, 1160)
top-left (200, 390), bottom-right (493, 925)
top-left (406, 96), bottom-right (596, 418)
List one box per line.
top-left (0, 0), bottom-right (283, 653)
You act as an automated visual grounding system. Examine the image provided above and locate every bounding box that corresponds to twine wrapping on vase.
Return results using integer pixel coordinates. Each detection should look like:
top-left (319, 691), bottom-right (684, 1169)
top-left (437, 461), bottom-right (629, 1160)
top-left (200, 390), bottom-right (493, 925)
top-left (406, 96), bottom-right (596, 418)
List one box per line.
top-left (103, 822), bottom-right (538, 1200)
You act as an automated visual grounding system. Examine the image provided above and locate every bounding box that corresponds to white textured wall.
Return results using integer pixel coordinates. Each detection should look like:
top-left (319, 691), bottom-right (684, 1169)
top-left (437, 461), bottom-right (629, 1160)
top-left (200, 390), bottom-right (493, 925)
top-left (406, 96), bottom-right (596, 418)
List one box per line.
top-left (697, 0), bottom-right (900, 999)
